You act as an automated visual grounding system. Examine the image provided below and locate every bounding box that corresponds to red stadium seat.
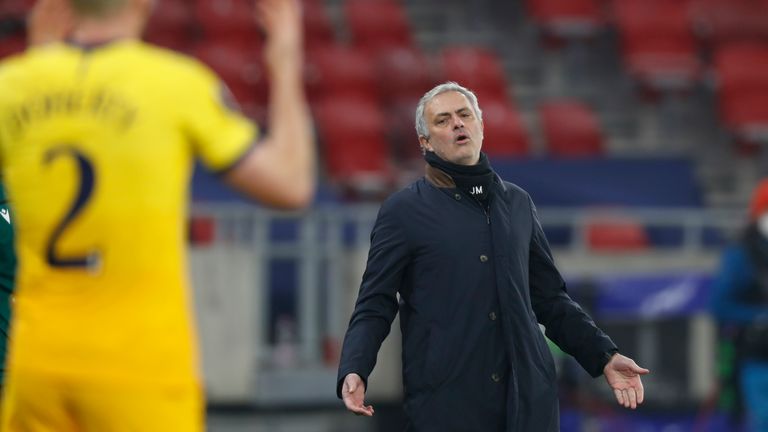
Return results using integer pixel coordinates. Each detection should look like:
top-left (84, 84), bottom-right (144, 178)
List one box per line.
top-left (313, 97), bottom-right (393, 195)
top-left (344, 0), bottom-right (412, 50)
top-left (386, 97), bottom-right (422, 162)
top-left (525, 0), bottom-right (605, 39)
top-left (539, 100), bottom-right (604, 157)
top-left (302, 0), bottom-right (336, 50)
top-left (305, 45), bottom-right (378, 104)
top-left (194, 0), bottom-right (262, 48)
top-left (0, 35), bottom-right (25, 60)
top-left (689, 0), bottom-right (768, 47)
top-left (714, 43), bottom-right (768, 141)
top-left (189, 216), bottom-right (216, 246)
top-left (439, 46), bottom-right (511, 105)
top-left (144, 0), bottom-right (194, 52)
top-left (479, 100), bottom-right (530, 158)
top-left (193, 42), bottom-right (268, 120)
top-left (611, 0), bottom-right (702, 91)
top-left (0, 0), bottom-right (33, 17)
top-left (586, 218), bottom-right (650, 252)
top-left (375, 46), bottom-right (436, 106)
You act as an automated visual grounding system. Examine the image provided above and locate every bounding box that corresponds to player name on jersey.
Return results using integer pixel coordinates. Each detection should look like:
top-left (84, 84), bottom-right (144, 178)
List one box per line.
top-left (5, 88), bottom-right (137, 139)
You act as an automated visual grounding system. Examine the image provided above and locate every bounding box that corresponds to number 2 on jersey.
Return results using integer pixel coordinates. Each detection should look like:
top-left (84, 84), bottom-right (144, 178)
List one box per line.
top-left (44, 147), bottom-right (100, 270)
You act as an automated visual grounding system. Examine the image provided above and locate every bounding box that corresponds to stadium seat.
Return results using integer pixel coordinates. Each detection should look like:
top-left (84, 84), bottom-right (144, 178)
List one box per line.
top-left (385, 97), bottom-right (422, 163)
top-left (305, 45), bottom-right (378, 104)
top-left (439, 46), bottom-right (511, 105)
top-left (344, 0), bottom-right (412, 50)
top-left (194, 0), bottom-right (262, 48)
top-left (586, 217), bottom-right (650, 252)
top-left (479, 100), bottom-right (530, 157)
top-left (313, 97), bottom-right (393, 197)
top-left (0, 0), bottom-right (32, 17)
top-left (689, 0), bottom-right (768, 47)
top-left (144, 0), bottom-right (194, 52)
top-left (713, 42), bottom-right (768, 141)
top-left (525, 0), bottom-right (605, 39)
top-left (302, 0), bottom-right (335, 50)
top-left (611, 0), bottom-right (702, 91)
top-left (0, 35), bottom-right (24, 60)
top-left (539, 100), bottom-right (604, 157)
top-left (375, 46), bottom-right (435, 106)
top-left (189, 216), bottom-right (216, 246)
top-left (193, 42), bottom-right (268, 119)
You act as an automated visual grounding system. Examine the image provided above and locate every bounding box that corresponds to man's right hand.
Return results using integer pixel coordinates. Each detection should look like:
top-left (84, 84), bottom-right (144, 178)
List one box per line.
top-left (342, 373), bottom-right (374, 417)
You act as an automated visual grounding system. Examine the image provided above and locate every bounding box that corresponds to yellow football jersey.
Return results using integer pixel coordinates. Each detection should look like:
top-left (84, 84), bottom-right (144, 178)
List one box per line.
top-left (0, 39), bottom-right (256, 386)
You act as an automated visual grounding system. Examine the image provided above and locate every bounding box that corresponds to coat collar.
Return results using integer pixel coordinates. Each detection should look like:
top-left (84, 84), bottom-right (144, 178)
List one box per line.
top-left (426, 164), bottom-right (508, 193)
top-left (425, 164), bottom-right (456, 188)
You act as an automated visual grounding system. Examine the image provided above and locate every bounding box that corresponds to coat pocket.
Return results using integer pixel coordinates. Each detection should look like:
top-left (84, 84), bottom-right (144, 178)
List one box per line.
top-left (531, 327), bottom-right (557, 382)
top-left (424, 326), bottom-right (452, 389)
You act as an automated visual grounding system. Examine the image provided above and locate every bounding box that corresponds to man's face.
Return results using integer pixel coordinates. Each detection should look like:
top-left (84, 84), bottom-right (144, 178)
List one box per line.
top-left (419, 91), bottom-right (484, 166)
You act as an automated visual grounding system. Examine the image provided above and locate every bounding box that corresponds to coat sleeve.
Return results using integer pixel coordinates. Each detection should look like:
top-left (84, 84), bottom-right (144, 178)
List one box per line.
top-left (336, 197), bottom-right (410, 398)
top-left (527, 196), bottom-right (618, 377)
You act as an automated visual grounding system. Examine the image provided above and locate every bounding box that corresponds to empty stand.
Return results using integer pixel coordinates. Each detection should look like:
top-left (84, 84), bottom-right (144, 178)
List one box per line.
top-left (539, 100), bottom-right (604, 157)
top-left (611, 0), bottom-right (702, 91)
top-left (193, 41), bottom-right (268, 121)
top-left (375, 46), bottom-right (435, 106)
top-left (194, 0), bottom-right (262, 48)
top-left (479, 100), bottom-right (530, 158)
top-left (0, 35), bottom-right (24, 59)
top-left (439, 46), bottom-right (511, 105)
top-left (713, 42), bottom-right (768, 142)
top-left (344, 0), bottom-right (412, 50)
top-left (305, 45), bottom-right (378, 104)
top-left (689, 0), bottom-right (768, 47)
top-left (313, 97), bottom-right (393, 196)
top-left (144, 0), bottom-right (194, 52)
top-left (301, 0), bottom-right (336, 50)
top-left (525, 0), bottom-right (605, 39)
top-left (586, 217), bottom-right (650, 252)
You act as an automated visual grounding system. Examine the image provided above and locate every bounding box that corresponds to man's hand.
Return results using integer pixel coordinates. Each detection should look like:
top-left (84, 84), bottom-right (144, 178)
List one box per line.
top-left (341, 373), bottom-right (374, 417)
top-left (603, 353), bottom-right (650, 409)
top-left (255, 0), bottom-right (303, 74)
top-left (28, 0), bottom-right (73, 46)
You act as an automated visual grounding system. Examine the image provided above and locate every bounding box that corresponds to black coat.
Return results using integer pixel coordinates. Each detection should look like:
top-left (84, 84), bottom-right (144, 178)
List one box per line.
top-left (337, 167), bottom-right (617, 432)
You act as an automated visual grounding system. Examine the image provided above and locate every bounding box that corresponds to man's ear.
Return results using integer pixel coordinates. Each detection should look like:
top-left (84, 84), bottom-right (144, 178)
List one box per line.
top-left (419, 135), bottom-right (431, 153)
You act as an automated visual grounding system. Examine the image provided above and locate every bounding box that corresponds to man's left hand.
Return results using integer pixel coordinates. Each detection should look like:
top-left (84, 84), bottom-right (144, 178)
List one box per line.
top-left (603, 353), bottom-right (650, 409)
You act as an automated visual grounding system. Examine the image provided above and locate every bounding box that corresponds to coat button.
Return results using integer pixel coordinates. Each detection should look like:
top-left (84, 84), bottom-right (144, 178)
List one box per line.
top-left (454, 193), bottom-right (461, 200)
top-left (489, 311), bottom-right (497, 321)
top-left (479, 254), bottom-right (488, 262)
top-left (491, 373), bottom-right (501, 382)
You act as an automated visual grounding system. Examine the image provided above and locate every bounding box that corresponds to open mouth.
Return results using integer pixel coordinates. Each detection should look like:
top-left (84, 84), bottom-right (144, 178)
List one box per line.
top-left (456, 134), bottom-right (469, 144)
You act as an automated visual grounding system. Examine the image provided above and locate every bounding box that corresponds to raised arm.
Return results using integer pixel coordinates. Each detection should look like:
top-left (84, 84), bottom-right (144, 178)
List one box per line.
top-left (223, 0), bottom-right (315, 209)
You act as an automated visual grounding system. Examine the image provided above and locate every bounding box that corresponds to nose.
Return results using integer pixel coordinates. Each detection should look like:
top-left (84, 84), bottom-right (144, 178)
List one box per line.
top-left (452, 114), bottom-right (465, 129)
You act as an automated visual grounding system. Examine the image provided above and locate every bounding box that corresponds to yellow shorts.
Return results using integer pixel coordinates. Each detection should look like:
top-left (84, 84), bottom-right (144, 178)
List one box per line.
top-left (0, 371), bottom-right (204, 432)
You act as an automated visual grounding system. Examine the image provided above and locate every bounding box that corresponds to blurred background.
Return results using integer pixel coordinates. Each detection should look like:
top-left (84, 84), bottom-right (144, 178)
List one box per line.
top-left (2, 0), bottom-right (768, 430)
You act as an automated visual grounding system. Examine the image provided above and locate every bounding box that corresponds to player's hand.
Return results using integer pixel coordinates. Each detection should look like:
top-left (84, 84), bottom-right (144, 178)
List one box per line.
top-left (255, 0), bottom-right (303, 73)
top-left (28, 0), bottom-right (73, 46)
top-left (603, 353), bottom-right (650, 409)
top-left (341, 373), bottom-right (374, 417)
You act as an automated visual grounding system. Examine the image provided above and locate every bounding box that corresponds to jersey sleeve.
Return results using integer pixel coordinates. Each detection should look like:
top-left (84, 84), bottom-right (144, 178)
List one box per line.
top-left (181, 62), bottom-right (259, 174)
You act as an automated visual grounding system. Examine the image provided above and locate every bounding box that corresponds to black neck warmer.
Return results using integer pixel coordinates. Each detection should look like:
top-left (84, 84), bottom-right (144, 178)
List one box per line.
top-left (425, 151), bottom-right (495, 205)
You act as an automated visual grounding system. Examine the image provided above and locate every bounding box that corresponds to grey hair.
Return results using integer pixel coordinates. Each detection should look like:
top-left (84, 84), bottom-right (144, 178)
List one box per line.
top-left (414, 81), bottom-right (483, 139)
top-left (69, 0), bottom-right (128, 16)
